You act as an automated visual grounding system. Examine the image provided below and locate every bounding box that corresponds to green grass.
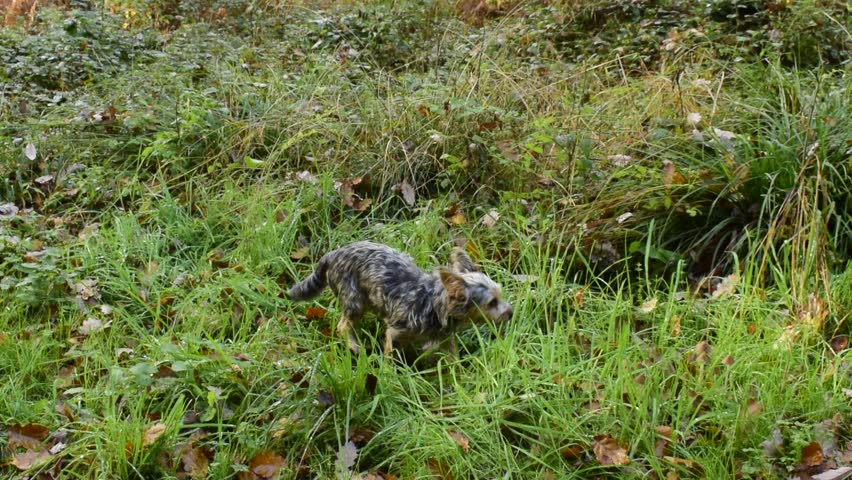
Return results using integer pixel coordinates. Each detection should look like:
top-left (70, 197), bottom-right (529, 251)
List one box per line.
top-left (1, 178), bottom-right (849, 478)
top-left (1, 1), bottom-right (850, 478)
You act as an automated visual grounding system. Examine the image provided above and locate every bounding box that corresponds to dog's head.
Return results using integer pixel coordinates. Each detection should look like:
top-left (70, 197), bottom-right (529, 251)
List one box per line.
top-left (439, 247), bottom-right (513, 324)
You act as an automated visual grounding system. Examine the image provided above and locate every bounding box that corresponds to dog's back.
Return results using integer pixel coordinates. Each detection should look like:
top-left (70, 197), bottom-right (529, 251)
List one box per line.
top-left (287, 241), bottom-right (430, 306)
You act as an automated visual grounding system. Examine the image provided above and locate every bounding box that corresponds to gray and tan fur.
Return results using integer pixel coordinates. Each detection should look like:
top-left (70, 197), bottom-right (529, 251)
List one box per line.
top-left (287, 241), bottom-right (513, 356)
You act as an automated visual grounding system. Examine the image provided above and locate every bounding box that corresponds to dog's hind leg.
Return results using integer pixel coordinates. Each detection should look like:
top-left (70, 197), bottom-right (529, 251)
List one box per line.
top-left (337, 313), bottom-right (362, 356)
top-left (338, 289), bottom-right (365, 356)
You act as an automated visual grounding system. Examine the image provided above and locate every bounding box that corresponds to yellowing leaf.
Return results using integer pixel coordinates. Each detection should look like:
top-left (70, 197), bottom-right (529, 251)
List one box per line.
top-left (640, 298), bottom-right (658, 313)
top-left (289, 246), bottom-right (310, 261)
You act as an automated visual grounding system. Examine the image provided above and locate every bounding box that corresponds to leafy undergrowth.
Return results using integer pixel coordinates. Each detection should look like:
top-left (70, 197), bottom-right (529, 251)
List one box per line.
top-left (1, 0), bottom-right (851, 479)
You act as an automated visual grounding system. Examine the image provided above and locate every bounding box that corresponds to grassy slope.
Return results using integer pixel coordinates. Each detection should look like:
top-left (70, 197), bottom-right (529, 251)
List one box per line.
top-left (1, 1), bottom-right (850, 479)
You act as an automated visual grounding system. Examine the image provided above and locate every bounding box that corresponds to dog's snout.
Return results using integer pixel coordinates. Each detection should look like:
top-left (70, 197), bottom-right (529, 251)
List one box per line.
top-left (503, 306), bottom-right (514, 321)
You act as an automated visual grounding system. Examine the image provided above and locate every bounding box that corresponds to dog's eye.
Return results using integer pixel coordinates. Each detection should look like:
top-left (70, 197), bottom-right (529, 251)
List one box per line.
top-left (488, 298), bottom-right (499, 308)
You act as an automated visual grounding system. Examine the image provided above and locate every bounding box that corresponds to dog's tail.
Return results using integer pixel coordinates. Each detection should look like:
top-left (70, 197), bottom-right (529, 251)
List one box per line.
top-left (287, 255), bottom-right (329, 301)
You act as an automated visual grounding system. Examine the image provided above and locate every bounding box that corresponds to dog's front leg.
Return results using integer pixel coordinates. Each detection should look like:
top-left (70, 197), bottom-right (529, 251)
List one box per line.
top-left (383, 326), bottom-right (402, 356)
top-left (447, 335), bottom-right (459, 360)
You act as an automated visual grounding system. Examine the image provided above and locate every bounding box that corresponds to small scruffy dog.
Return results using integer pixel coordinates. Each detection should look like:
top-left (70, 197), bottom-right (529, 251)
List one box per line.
top-left (287, 241), bottom-right (513, 356)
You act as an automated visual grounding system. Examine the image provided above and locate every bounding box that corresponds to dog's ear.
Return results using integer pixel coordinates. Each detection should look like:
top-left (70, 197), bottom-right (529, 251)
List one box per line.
top-left (439, 269), bottom-right (468, 301)
top-left (451, 247), bottom-right (479, 273)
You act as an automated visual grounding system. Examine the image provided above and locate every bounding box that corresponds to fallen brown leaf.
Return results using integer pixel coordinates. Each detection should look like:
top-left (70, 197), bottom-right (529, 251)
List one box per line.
top-left (10, 449), bottom-right (51, 471)
top-left (448, 430), bottom-right (470, 453)
top-left (639, 298), bottom-right (658, 313)
top-left (838, 441), bottom-right (852, 463)
top-left (573, 288), bottom-right (584, 308)
top-left (495, 141), bottom-right (519, 162)
top-left (399, 180), bottom-right (416, 207)
top-left (654, 426), bottom-right (673, 457)
top-left (796, 293), bottom-right (828, 330)
top-left (181, 442), bottom-right (212, 479)
top-left (711, 274), bottom-right (738, 298)
top-left (592, 434), bottom-right (629, 466)
top-left (812, 467), bottom-right (852, 480)
top-left (477, 120), bottom-right (500, 131)
top-left (338, 176), bottom-right (373, 212)
top-left (802, 441), bottom-right (824, 467)
top-left (317, 389), bottom-right (334, 406)
top-left (154, 364), bottom-right (177, 379)
top-left (426, 458), bottom-right (453, 479)
top-left (662, 160), bottom-right (685, 187)
top-left (350, 426), bottom-right (375, 447)
top-left (670, 315), bottom-right (681, 337)
top-left (560, 442), bottom-right (587, 460)
top-left (829, 335), bottom-right (848, 354)
top-left (663, 456), bottom-right (703, 474)
top-left (55, 402), bottom-right (75, 421)
top-left (249, 450), bottom-right (286, 479)
top-left (480, 210), bottom-right (500, 229)
top-left (364, 373), bottom-right (378, 395)
top-left (443, 204), bottom-right (466, 226)
top-left (746, 398), bottom-right (763, 416)
top-left (305, 306), bottom-right (326, 321)
top-left (142, 422), bottom-right (167, 447)
top-left (7, 423), bottom-right (50, 450)
top-left (79, 317), bottom-right (111, 335)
